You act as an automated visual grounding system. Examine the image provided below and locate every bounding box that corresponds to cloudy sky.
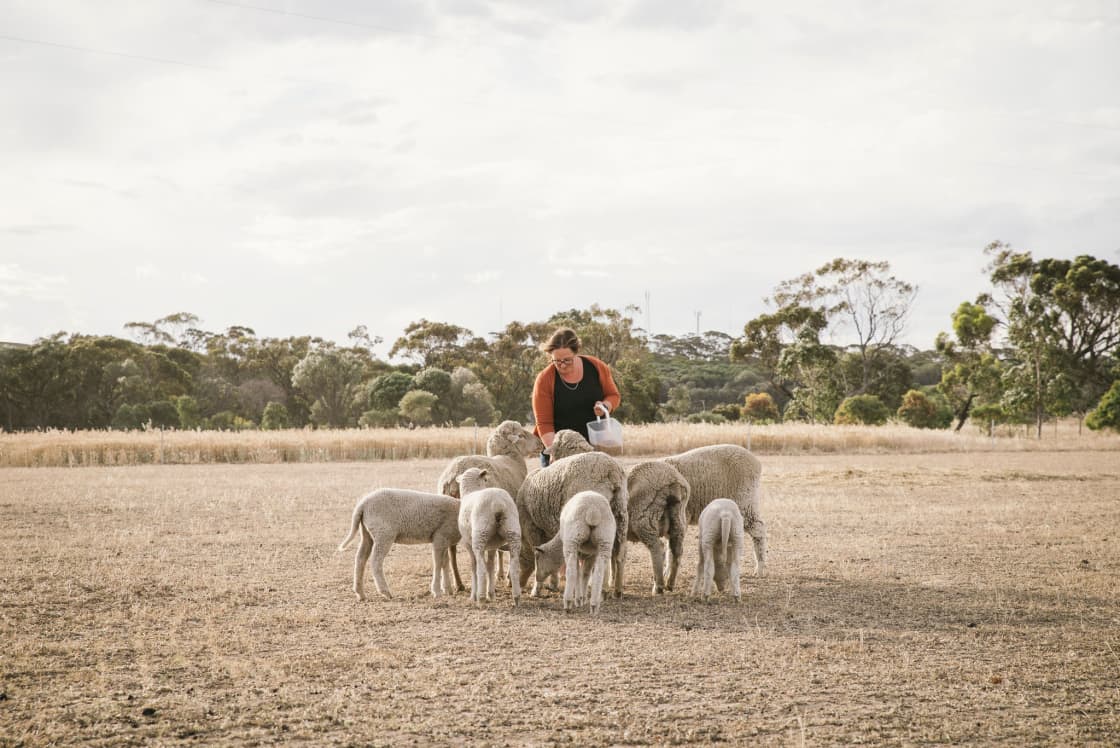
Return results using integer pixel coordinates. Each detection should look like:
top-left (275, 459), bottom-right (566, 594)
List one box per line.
top-left (3, 0), bottom-right (1118, 357)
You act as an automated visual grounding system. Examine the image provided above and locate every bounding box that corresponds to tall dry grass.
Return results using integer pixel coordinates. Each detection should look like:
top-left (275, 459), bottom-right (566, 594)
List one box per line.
top-left (2, 419), bottom-right (1117, 467)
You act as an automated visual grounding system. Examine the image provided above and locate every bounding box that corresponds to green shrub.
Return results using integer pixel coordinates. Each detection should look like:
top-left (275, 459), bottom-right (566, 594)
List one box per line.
top-left (711, 403), bottom-right (742, 421)
top-left (261, 402), bottom-right (291, 430)
top-left (896, 389), bottom-right (951, 429)
top-left (686, 411), bottom-right (728, 424)
top-left (1086, 380), bottom-right (1120, 433)
top-left (834, 394), bottom-right (889, 426)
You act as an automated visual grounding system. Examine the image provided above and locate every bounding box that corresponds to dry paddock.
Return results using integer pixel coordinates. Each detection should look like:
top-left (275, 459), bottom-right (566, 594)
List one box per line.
top-left (1, 451), bottom-right (1118, 747)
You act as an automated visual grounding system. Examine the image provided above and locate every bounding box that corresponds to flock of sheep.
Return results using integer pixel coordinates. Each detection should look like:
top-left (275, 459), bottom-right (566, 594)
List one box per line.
top-left (338, 420), bottom-right (766, 613)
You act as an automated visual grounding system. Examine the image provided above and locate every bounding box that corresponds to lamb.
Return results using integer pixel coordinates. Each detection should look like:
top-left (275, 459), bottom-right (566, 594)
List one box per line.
top-left (625, 461), bottom-right (690, 595)
top-left (516, 432), bottom-right (629, 598)
top-left (663, 444), bottom-right (767, 576)
top-left (533, 490), bottom-right (616, 614)
top-left (337, 488), bottom-right (461, 601)
top-left (455, 467), bottom-right (522, 606)
top-left (547, 430), bottom-right (689, 596)
top-left (691, 499), bottom-right (745, 602)
top-left (435, 420), bottom-right (543, 589)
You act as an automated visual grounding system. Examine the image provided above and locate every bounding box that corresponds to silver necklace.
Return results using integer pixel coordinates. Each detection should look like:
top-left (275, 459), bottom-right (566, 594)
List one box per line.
top-left (559, 361), bottom-right (581, 390)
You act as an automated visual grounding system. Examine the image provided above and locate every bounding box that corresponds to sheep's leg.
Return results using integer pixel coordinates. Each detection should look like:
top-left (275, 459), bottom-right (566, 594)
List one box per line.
top-left (642, 532), bottom-right (667, 595)
top-left (588, 552), bottom-right (609, 614)
top-left (691, 549), bottom-right (705, 597)
top-left (666, 531), bottom-right (684, 592)
top-left (747, 517), bottom-right (767, 577)
top-left (369, 537), bottom-right (393, 600)
top-left (611, 540), bottom-right (626, 599)
top-left (471, 544), bottom-right (488, 604)
top-left (448, 546), bottom-right (466, 592)
top-left (702, 549), bottom-right (716, 601)
top-left (352, 525), bottom-right (374, 601)
top-left (484, 547), bottom-right (498, 601)
top-left (519, 526), bottom-right (540, 593)
top-left (505, 537), bottom-right (522, 606)
top-left (730, 540), bottom-right (742, 602)
top-left (430, 543), bottom-right (447, 599)
top-left (562, 552), bottom-right (580, 612)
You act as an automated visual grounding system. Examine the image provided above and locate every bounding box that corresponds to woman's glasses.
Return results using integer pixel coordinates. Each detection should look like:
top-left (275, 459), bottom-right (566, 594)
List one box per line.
top-left (551, 357), bottom-right (575, 367)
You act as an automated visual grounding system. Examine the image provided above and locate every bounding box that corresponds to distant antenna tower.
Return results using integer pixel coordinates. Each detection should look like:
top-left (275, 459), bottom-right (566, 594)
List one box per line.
top-left (695, 310), bottom-right (702, 335)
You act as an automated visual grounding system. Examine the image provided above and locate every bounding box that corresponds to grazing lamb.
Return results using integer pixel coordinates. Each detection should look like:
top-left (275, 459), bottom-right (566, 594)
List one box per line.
top-left (435, 420), bottom-right (543, 589)
top-left (625, 461), bottom-right (690, 595)
top-left (337, 489), bottom-right (461, 601)
top-left (516, 432), bottom-right (628, 598)
top-left (533, 490), bottom-right (616, 614)
top-left (548, 430), bottom-right (689, 596)
top-left (663, 444), bottom-right (767, 576)
top-left (455, 467), bottom-right (522, 606)
top-left (691, 499), bottom-right (745, 602)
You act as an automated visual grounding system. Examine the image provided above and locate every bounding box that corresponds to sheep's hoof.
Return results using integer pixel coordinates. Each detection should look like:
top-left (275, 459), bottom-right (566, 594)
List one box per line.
top-left (651, 585), bottom-right (664, 595)
top-left (544, 582), bottom-right (559, 593)
top-left (511, 596), bottom-right (520, 608)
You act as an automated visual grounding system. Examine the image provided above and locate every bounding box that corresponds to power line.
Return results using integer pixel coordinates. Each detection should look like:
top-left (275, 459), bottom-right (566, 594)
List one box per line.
top-left (200, 0), bottom-right (444, 40)
top-left (0, 33), bottom-right (225, 73)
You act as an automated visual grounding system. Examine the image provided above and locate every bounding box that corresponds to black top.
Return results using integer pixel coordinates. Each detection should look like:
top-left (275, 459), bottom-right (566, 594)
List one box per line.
top-left (552, 356), bottom-right (604, 440)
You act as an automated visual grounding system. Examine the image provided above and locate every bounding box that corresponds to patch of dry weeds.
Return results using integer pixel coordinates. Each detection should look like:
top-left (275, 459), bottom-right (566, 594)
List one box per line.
top-left (1, 453), bottom-right (1118, 746)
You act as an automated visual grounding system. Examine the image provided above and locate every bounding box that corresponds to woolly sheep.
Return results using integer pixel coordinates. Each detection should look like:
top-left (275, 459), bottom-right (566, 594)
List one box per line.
top-left (516, 433), bottom-right (629, 598)
top-left (338, 488), bottom-right (461, 601)
top-left (547, 430), bottom-right (689, 596)
top-left (533, 490), bottom-right (616, 614)
top-left (625, 461), bottom-right (690, 595)
top-left (663, 444), bottom-right (767, 576)
top-left (455, 467), bottom-right (522, 606)
top-left (435, 420), bottom-right (543, 589)
top-left (691, 499), bottom-right (745, 602)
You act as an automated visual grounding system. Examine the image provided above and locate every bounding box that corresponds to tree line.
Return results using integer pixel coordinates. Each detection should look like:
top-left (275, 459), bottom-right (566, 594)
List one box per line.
top-left (2, 245), bottom-right (1118, 434)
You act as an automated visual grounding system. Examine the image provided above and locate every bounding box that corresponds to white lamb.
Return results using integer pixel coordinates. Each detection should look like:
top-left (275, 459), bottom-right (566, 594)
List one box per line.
top-left (516, 433), bottom-right (629, 599)
top-left (455, 467), bottom-right (522, 606)
top-left (547, 430), bottom-right (689, 596)
top-left (337, 489), bottom-right (461, 601)
top-left (435, 420), bottom-right (543, 589)
top-left (533, 490), bottom-right (616, 614)
top-left (663, 444), bottom-right (767, 576)
top-left (625, 461), bottom-right (690, 595)
top-left (691, 498), bottom-right (745, 602)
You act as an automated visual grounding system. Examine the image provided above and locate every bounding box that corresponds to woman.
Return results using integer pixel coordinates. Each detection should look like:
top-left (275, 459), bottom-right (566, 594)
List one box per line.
top-left (531, 327), bottom-right (621, 466)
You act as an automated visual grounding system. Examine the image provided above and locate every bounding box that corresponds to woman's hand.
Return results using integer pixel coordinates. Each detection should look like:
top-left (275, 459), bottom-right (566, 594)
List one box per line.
top-left (594, 401), bottom-right (610, 417)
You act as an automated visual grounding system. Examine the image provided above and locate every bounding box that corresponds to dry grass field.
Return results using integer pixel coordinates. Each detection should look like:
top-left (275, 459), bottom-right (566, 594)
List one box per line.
top-left (2, 449), bottom-right (1119, 746)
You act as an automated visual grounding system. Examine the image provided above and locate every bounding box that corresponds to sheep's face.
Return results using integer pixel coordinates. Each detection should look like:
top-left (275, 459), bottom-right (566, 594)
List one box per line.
top-left (490, 421), bottom-right (544, 457)
top-left (456, 467), bottom-right (491, 495)
top-left (533, 545), bottom-right (562, 582)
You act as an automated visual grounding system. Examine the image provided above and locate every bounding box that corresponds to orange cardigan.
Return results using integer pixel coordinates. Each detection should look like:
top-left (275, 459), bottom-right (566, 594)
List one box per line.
top-left (531, 355), bottom-right (621, 438)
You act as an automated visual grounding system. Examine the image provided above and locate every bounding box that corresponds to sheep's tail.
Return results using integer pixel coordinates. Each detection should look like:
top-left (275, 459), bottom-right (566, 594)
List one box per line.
top-left (337, 504), bottom-right (364, 551)
top-left (719, 514), bottom-right (732, 565)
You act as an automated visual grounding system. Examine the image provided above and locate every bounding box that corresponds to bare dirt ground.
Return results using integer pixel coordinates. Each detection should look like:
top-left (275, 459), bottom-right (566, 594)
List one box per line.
top-left (2, 451), bottom-right (1118, 746)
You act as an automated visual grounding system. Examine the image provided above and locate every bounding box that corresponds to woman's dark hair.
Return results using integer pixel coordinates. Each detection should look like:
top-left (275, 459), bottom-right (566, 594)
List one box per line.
top-left (540, 327), bottom-right (581, 354)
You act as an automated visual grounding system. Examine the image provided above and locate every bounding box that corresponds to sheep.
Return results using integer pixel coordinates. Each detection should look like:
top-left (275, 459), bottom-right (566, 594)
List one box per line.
top-left (516, 432), bottom-right (629, 599)
top-left (337, 489), bottom-right (461, 601)
top-left (691, 499), bottom-right (745, 602)
top-left (625, 461), bottom-right (690, 595)
top-left (435, 420), bottom-right (543, 589)
top-left (663, 444), bottom-right (767, 576)
top-left (547, 429), bottom-right (689, 596)
top-left (533, 490), bottom-right (616, 614)
top-left (455, 467), bottom-right (522, 606)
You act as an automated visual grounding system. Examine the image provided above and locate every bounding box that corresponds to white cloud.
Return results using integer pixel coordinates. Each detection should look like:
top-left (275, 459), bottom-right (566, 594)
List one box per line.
top-left (0, 1), bottom-right (1116, 348)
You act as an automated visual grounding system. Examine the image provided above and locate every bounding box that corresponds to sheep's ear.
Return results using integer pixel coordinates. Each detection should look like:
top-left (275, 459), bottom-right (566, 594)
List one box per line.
top-left (534, 545), bottom-right (544, 555)
top-left (480, 468), bottom-right (489, 480)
